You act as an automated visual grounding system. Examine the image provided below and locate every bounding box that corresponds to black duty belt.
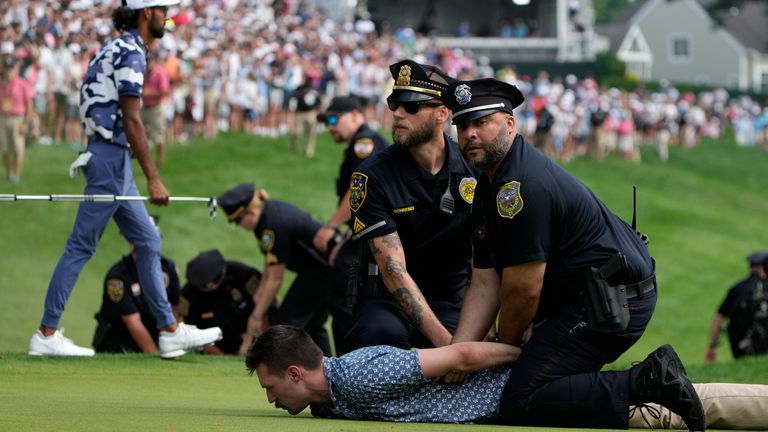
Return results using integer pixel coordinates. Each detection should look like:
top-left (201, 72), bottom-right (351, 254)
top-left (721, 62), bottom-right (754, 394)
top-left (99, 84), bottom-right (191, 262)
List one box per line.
top-left (624, 274), bottom-right (656, 299)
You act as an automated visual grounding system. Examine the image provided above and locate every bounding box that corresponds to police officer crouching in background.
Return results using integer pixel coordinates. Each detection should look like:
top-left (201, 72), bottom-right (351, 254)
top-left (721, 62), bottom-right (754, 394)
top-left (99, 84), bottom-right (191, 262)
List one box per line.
top-left (345, 59), bottom-right (478, 351)
top-left (93, 215), bottom-right (181, 354)
top-left (218, 183), bottom-right (338, 356)
top-left (314, 96), bottom-right (389, 355)
top-left (180, 249), bottom-right (277, 355)
top-left (442, 78), bottom-right (704, 430)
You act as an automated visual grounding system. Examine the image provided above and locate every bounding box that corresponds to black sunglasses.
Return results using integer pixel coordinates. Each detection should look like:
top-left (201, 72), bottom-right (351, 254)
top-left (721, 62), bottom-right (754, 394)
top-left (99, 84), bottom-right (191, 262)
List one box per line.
top-left (387, 99), bottom-right (442, 114)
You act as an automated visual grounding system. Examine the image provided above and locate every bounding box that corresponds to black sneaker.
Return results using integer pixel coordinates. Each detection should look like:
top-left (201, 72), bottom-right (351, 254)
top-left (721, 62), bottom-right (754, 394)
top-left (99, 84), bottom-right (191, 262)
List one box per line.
top-left (629, 344), bottom-right (705, 431)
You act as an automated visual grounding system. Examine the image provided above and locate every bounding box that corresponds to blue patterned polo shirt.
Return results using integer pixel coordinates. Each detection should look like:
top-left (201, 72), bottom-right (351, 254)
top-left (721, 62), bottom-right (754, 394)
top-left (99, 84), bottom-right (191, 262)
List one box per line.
top-left (80, 29), bottom-right (146, 147)
top-left (322, 345), bottom-right (510, 423)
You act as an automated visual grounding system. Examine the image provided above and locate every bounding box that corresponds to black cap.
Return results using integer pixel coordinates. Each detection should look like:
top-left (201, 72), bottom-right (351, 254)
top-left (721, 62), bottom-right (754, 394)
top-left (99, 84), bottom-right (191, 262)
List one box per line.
top-left (442, 78), bottom-right (525, 125)
top-left (747, 251), bottom-right (768, 266)
top-left (218, 183), bottom-right (255, 222)
top-left (316, 96), bottom-right (362, 124)
top-left (186, 249), bottom-right (226, 287)
top-left (388, 59), bottom-right (456, 103)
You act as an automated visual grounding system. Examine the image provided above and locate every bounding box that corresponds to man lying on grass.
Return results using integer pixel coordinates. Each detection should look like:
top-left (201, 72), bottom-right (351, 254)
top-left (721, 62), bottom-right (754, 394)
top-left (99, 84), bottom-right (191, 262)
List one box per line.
top-left (246, 325), bottom-right (768, 430)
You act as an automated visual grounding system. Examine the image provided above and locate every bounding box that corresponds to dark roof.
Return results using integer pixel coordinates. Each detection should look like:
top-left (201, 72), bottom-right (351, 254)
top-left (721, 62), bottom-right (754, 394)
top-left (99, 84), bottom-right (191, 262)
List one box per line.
top-left (710, 1), bottom-right (768, 53)
top-left (595, 0), bottom-right (648, 52)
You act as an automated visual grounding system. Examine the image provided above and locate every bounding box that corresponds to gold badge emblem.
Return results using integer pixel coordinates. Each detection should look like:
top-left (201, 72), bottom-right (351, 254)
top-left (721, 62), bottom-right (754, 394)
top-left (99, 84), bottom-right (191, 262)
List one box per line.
top-left (353, 217), bottom-right (366, 234)
top-left (459, 177), bottom-right (477, 204)
top-left (349, 172), bottom-right (368, 212)
top-left (497, 181), bottom-right (524, 220)
top-left (107, 279), bottom-right (125, 303)
top-left (353, 138), bottom-right (375, 159)
top-left (396, 65), bottom-right (412, 86)
top-left (260, 229), bottom-right (275, 253)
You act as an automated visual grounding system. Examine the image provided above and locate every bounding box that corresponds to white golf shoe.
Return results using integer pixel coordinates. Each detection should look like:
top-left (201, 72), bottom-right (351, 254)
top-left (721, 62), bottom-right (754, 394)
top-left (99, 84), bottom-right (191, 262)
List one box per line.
top-left (28, 329), bottom-right (95, 356)
top-left (159, 323), bottom-right (222, 359)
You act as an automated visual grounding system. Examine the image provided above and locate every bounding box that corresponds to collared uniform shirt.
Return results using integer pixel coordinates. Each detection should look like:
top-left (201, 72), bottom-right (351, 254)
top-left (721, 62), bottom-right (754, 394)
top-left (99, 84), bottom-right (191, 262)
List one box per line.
top-left (322, 345), bottom-right (509, 423)
top-left (349, 136), bottom-right (477, 301)
top-left (253, 200), bottom-right (327, 271)
top-left (472, 135), bottom-right (653, 320)
top-left (96, 255), bottom-right (180, 352)
top-left (180, 261), bottom-right (262, 354)
top-left (80, 29), bottom-right (147, 146)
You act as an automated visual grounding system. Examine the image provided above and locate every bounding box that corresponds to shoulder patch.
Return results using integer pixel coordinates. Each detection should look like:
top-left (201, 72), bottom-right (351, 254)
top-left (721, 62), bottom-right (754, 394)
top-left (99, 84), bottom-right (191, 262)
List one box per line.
top-left (107, 279), bottom-right (125, 303)
top-left (459, 176), bottom-right (477, 204)
top-left (353, 138), bottom-right (375, 159)
top-left (496, 181), bottom-right (524, 220)
top-left (260, 229), bottom-right (275, 253)
top-left (349, 172), bottom-right (368, 212)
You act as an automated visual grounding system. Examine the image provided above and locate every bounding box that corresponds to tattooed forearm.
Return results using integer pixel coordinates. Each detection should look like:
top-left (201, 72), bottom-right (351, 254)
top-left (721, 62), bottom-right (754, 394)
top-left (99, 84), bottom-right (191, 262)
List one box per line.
top-left (381, 232), bottom-right (402, 251)
top-left (368, 239), bottom-right (382, 256)
top-left (384, 256), bottom-right (406, 277)
top-left (392, 287), bottom-right (423, 328)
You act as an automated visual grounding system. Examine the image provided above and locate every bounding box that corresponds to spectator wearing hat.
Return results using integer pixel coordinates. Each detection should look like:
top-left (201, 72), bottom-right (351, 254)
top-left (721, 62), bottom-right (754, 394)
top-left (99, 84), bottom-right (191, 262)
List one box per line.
top-left (218, 182), bottom-right (338, 356)
top-left (180, 249), bottom-right (276, 355)
top-left (443, 78), bottom-right (702, 430)
top-left (707, 251), bottom-right (768, 362)
top-left (92, 215), bottom-right (181, 354)
top-left (0, 55), bottom-right (33, 183)
top-left (313, 96), bottom-right (388, 354)
top-left (29, 0), bottom-right (223, 358)
top-left (345, 59), bottom-right (478, 351)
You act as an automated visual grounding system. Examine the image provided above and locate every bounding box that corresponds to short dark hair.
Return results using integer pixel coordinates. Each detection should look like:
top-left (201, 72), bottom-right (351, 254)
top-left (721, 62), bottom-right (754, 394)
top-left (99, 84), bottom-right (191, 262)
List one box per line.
top-left (245, 325), bottom-right (323, 376)
top-left (112, 6), bottom-right (140, 32)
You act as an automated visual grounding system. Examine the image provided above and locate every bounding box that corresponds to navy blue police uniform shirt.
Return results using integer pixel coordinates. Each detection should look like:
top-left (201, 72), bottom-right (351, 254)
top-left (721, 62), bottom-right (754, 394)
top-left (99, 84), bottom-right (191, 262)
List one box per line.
top-left (336, 124), bottom-right (389, 214)
top-left (350, 135), bottom-right (478, 302)
top-left (181, 261), bottom-right (263, 354)
top-left (97, 255), bottom-right (180, 352)
top-left (472, 135), bottom-right (653, 320)
top-left (254, 200), bottom-right (328, 270)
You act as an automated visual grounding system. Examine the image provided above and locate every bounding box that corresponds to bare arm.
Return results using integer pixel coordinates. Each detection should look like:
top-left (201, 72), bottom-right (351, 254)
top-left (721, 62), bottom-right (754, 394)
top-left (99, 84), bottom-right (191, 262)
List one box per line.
top-left (419, 342), bottom-right (520, 379)
top-left (121, 312), bottom-right (159, 353)
top-left (498, 261), bottom-right (546, 346)
top-left (240, 263), bottom-right (286, 356)
top-left (452, 266), bottom-right (501, 343)
top-left (369, 232), bottom-right (452, 347)
top-left (313, 189), bottom-right (352, 252)
top-left (119, 95), bottom-right (169, 205)
top-left (706, 313), bottom-right (725, 362)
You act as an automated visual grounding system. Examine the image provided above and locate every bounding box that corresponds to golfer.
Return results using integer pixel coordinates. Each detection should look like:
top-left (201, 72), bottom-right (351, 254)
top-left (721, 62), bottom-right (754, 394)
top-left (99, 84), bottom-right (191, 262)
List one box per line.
top-left (28, 0), bottom-right (221, 358)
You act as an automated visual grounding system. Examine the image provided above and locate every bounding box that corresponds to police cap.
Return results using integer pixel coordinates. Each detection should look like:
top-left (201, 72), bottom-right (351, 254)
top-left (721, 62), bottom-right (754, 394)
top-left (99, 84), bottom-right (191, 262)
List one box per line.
top-left (442, 78), bottom-right (525, 125)
top-left (388, 59), bottom-right (456, 103)
top-left (218, 183), bottom-right (255, 222)
top-left (186, 249), bottom-right (226, 287)
top-left (316, 96), bottom-right (362, 124)
top-left (747, 251), bottom-right (768, 266)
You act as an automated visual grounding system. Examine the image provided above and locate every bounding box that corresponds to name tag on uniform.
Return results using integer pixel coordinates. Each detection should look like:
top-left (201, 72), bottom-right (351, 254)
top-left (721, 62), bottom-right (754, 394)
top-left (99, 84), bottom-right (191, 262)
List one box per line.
top-left (393, 205), bottom-right (415, 214)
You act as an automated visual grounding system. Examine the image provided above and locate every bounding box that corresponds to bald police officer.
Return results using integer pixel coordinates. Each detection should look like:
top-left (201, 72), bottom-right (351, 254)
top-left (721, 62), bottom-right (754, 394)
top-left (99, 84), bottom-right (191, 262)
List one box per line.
top-left (346, 59), bottom-right (478, 350)
top-left (443, 78), bottom-right (704, 430)
top-left (218, 183), bottom-right (334, 356)
top-left (181, 249), bottom-right (276, 355)
top-left (314, 96), bottom-right (388, 354)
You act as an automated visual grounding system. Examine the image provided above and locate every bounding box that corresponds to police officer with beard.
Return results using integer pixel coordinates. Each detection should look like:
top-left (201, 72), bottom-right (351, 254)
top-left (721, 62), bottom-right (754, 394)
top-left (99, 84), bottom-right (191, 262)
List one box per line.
top-left (345, 60), bottom-right (478, 350)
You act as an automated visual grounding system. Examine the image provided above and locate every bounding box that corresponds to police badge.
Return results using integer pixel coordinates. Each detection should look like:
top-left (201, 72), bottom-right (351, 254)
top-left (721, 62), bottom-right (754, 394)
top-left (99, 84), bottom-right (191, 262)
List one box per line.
top-left (349, 172), bottom-right (368, 212)
top-left (107, 279), bottom-right (124, 303)
top-left (396, 65), bottom-right (412, 86)
top-left (454, 84), bottom-right (472, 105)
top-left (260, 229), bottom-right (275, 253)
top-left (459, 176), bottom-right (477, 204)
top-left (496, 181), bottom-right (524, 219)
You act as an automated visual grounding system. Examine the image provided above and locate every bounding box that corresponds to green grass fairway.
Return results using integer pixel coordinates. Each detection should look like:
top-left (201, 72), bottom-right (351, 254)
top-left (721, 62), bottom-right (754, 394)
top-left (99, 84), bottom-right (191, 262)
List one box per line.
top-left (1, 131), bottom-right (767, 431)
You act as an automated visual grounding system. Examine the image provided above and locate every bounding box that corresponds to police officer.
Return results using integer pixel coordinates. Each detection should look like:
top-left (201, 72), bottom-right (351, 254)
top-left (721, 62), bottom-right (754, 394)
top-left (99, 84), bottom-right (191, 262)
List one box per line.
top-left (218, 183), bottom-right (334, 356)
top-left (313, 96), bottom-right (388, 354)
top-left (346, 59), bottom-right (478, 350)
top-left (707, 251), bottom-right (768, 361)
top-left (181, 249), bottom-right (276, 355)
top-left (93, 216), bottom-right (181, 354)
top-left (443, 78), bottom-right (704, 429)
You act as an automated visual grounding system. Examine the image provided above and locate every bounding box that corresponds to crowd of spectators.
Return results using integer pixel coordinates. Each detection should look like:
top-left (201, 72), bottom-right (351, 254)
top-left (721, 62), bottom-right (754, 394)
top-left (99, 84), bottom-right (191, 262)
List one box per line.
top-left (1, 0), bottom-right (767, 179)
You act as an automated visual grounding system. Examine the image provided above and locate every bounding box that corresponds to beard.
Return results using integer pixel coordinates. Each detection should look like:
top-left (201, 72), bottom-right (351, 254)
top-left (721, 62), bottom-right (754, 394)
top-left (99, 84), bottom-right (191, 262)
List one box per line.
top-left (392, 115), bottom-right (436, 149)
top-left (462, 126), bottom-right (511, 171)
top-left (149, 18), bottom-right (166, 39)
